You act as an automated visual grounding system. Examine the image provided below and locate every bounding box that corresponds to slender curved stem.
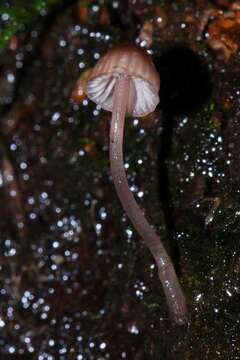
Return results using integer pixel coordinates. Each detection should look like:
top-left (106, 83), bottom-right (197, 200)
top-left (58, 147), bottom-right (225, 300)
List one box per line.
top-left (109, 75), bottom-right (188, 325)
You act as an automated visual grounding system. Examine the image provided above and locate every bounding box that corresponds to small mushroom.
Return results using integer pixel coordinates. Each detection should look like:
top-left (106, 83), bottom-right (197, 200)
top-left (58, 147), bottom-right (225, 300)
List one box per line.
top-left (86, 43), bottom-right (187, 324)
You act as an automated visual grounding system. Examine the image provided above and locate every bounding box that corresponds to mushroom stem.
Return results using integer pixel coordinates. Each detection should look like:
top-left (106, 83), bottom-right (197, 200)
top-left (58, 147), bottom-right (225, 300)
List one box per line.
top-left (110, 75), bottom-right (188, 325)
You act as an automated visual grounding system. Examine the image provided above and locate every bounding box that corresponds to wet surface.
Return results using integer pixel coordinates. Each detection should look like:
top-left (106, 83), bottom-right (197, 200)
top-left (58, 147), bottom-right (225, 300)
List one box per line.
top-left (0, 0), bottom-right (240, 359)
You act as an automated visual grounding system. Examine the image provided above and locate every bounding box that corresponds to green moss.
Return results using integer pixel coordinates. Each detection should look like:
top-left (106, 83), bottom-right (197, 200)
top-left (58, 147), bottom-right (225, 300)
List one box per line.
top-left (0, 0), bottom-right (64, 50)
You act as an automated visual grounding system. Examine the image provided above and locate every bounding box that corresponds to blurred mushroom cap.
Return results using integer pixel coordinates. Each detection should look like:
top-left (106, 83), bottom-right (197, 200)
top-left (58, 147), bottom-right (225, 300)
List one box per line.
top-left (86, 43), bottom-right (160, 117)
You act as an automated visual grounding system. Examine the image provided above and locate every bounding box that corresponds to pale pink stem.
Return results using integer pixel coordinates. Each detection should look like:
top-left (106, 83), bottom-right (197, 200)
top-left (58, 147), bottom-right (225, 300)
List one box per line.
top-left (109, 75), bottom-right (188, 325)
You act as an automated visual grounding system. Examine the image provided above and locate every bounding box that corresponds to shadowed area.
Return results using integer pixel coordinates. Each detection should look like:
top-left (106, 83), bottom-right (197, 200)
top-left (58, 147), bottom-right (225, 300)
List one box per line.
top-left (154, 46), bottom-right (212, 272)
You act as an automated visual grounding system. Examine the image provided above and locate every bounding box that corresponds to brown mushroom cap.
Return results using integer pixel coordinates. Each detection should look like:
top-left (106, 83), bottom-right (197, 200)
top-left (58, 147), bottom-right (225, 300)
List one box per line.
top-left (86, 43), bottom-right (160, 117)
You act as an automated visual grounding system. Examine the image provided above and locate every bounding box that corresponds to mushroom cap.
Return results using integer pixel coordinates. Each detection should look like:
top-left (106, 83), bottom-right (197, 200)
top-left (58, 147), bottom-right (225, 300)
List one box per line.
top-left (86, 43), bottom-right (160, 117)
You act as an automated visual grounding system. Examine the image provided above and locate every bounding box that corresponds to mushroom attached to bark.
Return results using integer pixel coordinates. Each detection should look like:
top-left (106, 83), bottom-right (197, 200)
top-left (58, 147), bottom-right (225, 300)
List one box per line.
top-left (86, 43), bottom-right (187, 325)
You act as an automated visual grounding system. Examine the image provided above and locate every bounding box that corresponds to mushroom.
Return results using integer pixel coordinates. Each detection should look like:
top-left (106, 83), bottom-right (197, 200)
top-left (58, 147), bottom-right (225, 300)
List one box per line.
top-left (86, 43), bottom-right (187, 324)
